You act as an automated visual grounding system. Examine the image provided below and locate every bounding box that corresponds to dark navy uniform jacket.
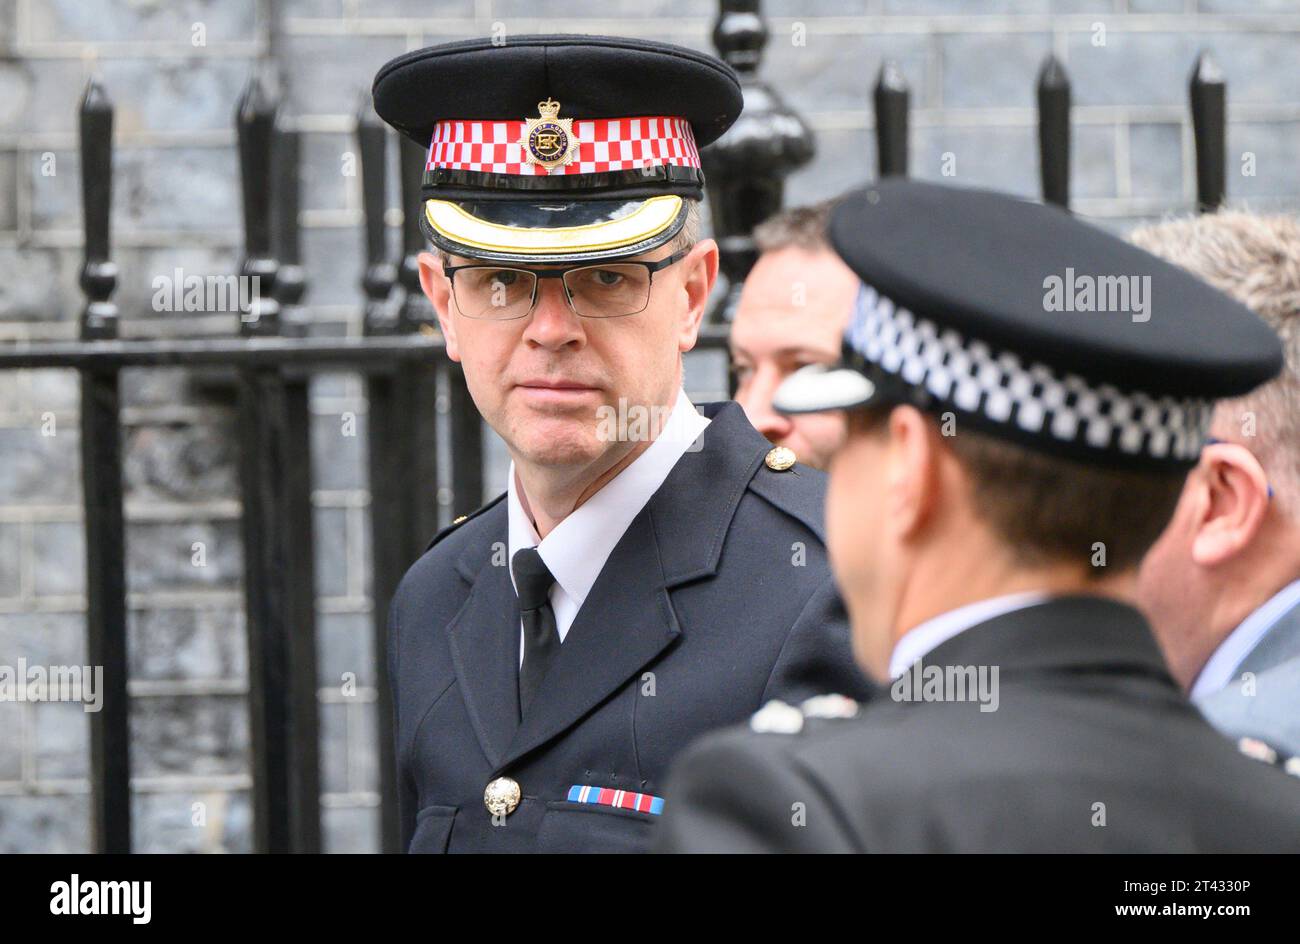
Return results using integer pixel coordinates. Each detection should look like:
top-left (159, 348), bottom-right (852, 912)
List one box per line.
top-left (656, 596), bottom-right (1300, 853)
top-left (387, 401), bottom-right (872, 852)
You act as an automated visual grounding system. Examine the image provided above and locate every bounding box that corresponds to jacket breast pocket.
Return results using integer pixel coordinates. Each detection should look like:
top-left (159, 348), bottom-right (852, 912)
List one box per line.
top-left (536, 800), bottom-right (657, 854)
top-left (409, 804), bottom-right (457, 853)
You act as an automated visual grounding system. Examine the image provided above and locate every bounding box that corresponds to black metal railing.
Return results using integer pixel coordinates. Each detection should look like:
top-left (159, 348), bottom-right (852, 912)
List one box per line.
top-left (1, 2), bottom-right (1232, 853)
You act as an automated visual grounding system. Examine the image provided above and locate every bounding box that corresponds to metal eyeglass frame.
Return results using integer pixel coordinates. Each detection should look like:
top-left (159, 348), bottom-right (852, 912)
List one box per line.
top-left (441, 246), bottom-right (692, 320)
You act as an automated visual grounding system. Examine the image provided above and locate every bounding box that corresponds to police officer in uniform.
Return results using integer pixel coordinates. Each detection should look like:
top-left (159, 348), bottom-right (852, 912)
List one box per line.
top-left (372, 35), bottom-right (870, 853)
top-left (655, 180), bottom-right (1300, 853)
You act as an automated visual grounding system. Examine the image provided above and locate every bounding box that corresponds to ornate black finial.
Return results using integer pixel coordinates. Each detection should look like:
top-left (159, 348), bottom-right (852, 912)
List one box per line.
top-left (1036, 54), bottom-right (1071, 208)
top-left (357, 94), bottom-right (399, 336)
top-left (874, 61), bottom-right (910, 179)
top-left (398, 135), bottom-right (433, 333)
top-left (1190, 50), bottom-right (1226, 213)
top-left (79, 78), bottom-right (118, 341)
top-left (273, 114), bottom-right (309, 336)
top-left (704, 0), bottom-right (815, 322)
top-left (236, 74), bottom-right (281, 337)
top-left (713, 0), bottom-right (767, 76)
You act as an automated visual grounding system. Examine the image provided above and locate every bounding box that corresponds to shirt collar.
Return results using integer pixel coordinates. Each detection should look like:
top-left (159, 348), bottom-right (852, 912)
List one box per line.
top-left (1190, 577), bottom-right (1300, 699)
top-left (507, 387), bottom-right (710, 607)
top-left (888, 591), bottom-right (1053, 680)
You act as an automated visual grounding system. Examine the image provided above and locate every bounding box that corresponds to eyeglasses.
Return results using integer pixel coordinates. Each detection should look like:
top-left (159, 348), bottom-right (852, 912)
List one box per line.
top-left (442, 247), bottom-right (691, 321)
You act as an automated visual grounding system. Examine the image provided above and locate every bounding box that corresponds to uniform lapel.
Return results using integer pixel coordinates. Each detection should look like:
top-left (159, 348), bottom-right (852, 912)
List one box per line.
top-left (499, 504), bottom-right (680, 768)
top-left (446, 536), bottom-right (521, 769)
top-left (495, 402), bottom-right (771, 769)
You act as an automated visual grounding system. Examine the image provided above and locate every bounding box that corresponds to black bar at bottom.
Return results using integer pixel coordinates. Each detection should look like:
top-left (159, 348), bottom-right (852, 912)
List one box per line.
top-left (80, 366), bottom-right (131, 854)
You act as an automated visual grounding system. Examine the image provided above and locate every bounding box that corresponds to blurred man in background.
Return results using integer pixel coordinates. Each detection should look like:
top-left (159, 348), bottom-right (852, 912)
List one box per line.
top-left (656, 182), bottom-right (1300, 853)
top-left (1133, 211), bottom-right (1300, 760)
top-left (730, 201), bottom-right (859, 469)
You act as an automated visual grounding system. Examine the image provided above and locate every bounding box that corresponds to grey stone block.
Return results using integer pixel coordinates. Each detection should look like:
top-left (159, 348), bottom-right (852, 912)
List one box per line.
top-left (300, 224), bottom-right (365, 314)
top-left (0, 522), bottom-right (18, 597)
top-left (311, 408), bottom-right (368, 491)
top-left (492, 0), bottom-right (704, 15)
top-left (7, 58), bottom-right (83, 136)
top-left (350, 699), bottom-right (378, 792)
top-left (126, 519), bottom-right (243, 593)
top-left (115, 246), bottom-right (244, 323)
top-left (884, 0), bottom-right (1050, 10)
top-left (123, 420), bottom-right (240, 505)
top-left (98, 57), bottom-right (259, 134)
top-left (1126, 0), bottom-right (1184, 11)
top-left (21, 368), bottom-right (80, 413)
top-left (1073, 123), bottom-right (1117, 199)
top-left (0, 794), bottom-right (90, 853)
top-left (32, 699), bottom-right (88, 779)
top-left (785, 127), bottom-right (874, 207)
top-left (119, 368), bottom-right (201, 409)
top-left (940, 32), bottom-right (1054, 109)
top-left (300, 131), bottom-right (354, 214)
top-left (281, 0), bottom-right (346, 16)
top-left (28, 0), bottom-right (259, 44)
top-left (31, 146), bottom-right (242, 236)
top-left (317, 611), bottom-right (372, 690)
top-left (319, 698), bottom-right (349, 793)
top-left (313, 506), bottom-right (348, 598)
top-left (322, 803), bottom-right (379, 853)
top-left (1066, 31), bottom-right (1196, 107)
top-left (128, 606), bottom-right (246, 682)
top-left (359, 0), bottom-right (477, 14)
top-left (132, 788), bottom-right (252, 852)
top-left (0, 612), bottom-right (86, 667)
top-left (763, 31), bottom-right (933, 116)
top-left (0, 1), bottom-right (14, 53)
top-left (1228, 121), bottom-right (1300, 200)
top-left (31, 521), bottom-right (86, 597)
top-left (130, 693), bottom-right (248, 778)
top-left (0, 245), bottom-right (79, 323)
top-left (1198, 0), bottom-right (1300, 11)
top-left (1128, 121), bottom-right (1184, 200)
top-left (0, 150), bottom-right (16, 231)
top-left (914, 124), bottom-right (1039, 198)
top-left (279, 34), bottom-right (409, 118)
top-left (0, 700), bottom-right (22, 780)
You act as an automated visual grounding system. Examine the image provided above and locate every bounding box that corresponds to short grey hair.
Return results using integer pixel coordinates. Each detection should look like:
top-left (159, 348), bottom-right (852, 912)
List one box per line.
top-left (1129, 210), bottom-right (1300, 518)
top-left (751, 199), bottom-right (836, 254)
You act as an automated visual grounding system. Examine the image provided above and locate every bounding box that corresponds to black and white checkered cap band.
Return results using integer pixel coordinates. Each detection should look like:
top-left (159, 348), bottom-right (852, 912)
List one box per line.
top-left (846, 284), bottom-right (1213, 463)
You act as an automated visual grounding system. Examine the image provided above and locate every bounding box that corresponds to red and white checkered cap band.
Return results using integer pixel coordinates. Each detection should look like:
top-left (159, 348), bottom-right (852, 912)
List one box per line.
top-left (426, 116), bottom-right (701, 176)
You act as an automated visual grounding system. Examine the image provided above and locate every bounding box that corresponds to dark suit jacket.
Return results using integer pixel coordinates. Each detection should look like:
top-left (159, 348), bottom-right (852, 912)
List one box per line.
top-left (655, 596), bottom-right (1300, 853)
top-left (387, 401), bottom-right (872, 852)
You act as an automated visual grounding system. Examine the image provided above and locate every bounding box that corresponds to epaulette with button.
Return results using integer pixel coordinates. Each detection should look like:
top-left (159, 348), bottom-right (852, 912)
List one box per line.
top-left (748, 694), bottom-right (860, 735)
top-left (423, 492), bottom-right (507, 553)
top-left (1236, 736), bottom-right (1300, 780)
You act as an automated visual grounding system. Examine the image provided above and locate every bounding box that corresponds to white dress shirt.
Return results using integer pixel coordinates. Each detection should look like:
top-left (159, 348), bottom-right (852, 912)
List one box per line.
top-left (507, 387), bottom-right (710, 665)
top-left (1190, 577), bottom-right (1300, 699)
top-left (888, 591), bottom-right (1052, 679)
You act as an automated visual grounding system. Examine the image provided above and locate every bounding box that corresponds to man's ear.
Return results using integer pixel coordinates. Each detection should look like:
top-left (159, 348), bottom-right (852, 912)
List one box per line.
top-left (885, 404), bottom-right (942, 540)
top-left (418, 250), bottom-right (460, 361)
top-left (1190, 442), bottom-right (1272, 566)
top-left (675, 238), bottom-right (719, 354)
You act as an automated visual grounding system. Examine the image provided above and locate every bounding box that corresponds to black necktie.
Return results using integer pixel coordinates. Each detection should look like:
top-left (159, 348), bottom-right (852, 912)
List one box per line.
top-left (513, 547), bottom-right (560, 717)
